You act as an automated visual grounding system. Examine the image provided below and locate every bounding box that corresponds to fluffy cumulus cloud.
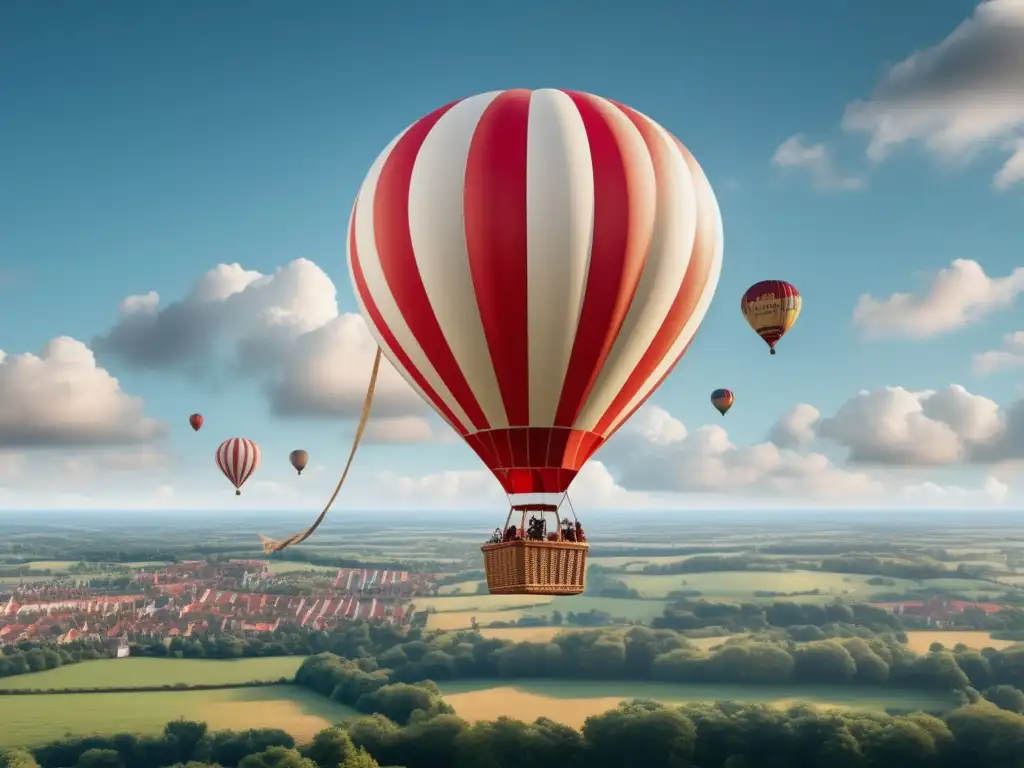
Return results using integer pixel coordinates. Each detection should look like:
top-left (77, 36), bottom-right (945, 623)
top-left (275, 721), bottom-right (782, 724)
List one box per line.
top-left (605, 406), bottom-right (884, 503)
top-left (92, 259), bottom-right (435, 440)
top-left (771, 135), bottom-right (864, 190)
top-left (815, 385), bottom-right (1006, 465)
top-left (376, 460), bottom-right (654, 511)
top-left (0, 337), bottom-right (165, 448)
top-left (853, 259), bottom-right (1024, 339)
top-left (974, 330), bottom-right (1024, 374)
top-left (767, 404), bottom-right (821, 450)
top-left (841, 0), bottom-right (1024, 189)
top-left (581, 383), bottom-right (1022, 508)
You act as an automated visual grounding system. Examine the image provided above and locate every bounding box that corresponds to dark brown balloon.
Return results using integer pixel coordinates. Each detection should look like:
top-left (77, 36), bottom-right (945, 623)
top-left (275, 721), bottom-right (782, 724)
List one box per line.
top-left (289, 449), bottom-right (309, 475)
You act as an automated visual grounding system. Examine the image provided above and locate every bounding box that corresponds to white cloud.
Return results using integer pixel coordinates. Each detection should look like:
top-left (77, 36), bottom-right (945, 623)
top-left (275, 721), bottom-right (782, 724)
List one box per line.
top-left (610, 419), bottom-right (882, 501)
top-left (0, 337), bottom-right (165, 447)
top-left (901, 475), bottom-right (1009, 507)
top-left (92, 259), bottom-right (433, 439)
top-left (853, 259), bottom-right (1024, 339)
top-left (817, 385), bottom-right (1005, 465)
top-left (768, 404), bottom-right (821, 449)
top-left (771, 135), bottom-right (864, 190)
top-left (378, 459), bottom-right (654, 511)
top-left (994, 140), bottom-right (1024, 190)
top-left (594, 385), bottom-right (1022, 507)
top-left (974, 330), bottom-right (1024, 374)
top-left (840, 0), bottom-right (1024, 189)
top-left (364, 417), bottom-right (435, 444)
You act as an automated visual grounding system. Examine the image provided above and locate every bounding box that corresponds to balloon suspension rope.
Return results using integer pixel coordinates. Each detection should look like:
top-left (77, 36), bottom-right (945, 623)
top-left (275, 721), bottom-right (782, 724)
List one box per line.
top-left (259, 347), bottom-right (382, 554)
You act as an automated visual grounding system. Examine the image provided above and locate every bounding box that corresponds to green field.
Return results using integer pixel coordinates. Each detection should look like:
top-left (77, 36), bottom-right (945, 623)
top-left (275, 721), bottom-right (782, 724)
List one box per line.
top-left (264, 561), bottom-right (339, 575)
top-left (414, 594), bottom-right (551, 613)
top-left (0, 657), bottom-right (307, 691)
top-left (519, 596), bottom-right (671, 622)
top-left (0, 686), bottom-right (356, 747)
top-left (614, 570), bottom-right (918, 601)
top-left (438, 680), bottom-right (960, 729)
top-left (439, 579), bottom-right (486, 595)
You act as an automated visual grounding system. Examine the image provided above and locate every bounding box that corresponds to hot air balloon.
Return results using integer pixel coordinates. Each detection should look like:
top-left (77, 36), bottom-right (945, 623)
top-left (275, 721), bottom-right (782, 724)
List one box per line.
top-left (711, 389), bottom-right (734, 416)
top-left (740, 280), bottom-right (801, 355)
top-left (216, 438), bottom-right (261, 496)
top-left (289, 450), bottom-right (309, 476)
top-left (189, 413), bottom-right (203, 432)
top-left (347, 88), bottom-right (723, 594)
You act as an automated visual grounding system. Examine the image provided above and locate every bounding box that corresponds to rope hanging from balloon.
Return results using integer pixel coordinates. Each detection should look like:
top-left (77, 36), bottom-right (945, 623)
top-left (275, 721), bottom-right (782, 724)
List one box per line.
top-left (258, 347), bottom-right (382, 554)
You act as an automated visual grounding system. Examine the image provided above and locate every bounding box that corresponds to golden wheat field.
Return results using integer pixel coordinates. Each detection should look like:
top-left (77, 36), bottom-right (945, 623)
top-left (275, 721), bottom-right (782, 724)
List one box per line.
top-left (438, 681), bottom-right (958, 729)
top-left (902, 631), bottom-right (1019, 653)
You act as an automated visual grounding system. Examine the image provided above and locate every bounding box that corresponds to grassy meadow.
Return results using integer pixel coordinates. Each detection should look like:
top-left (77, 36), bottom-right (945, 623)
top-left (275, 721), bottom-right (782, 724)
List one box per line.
top-left (437, 680), bottom-right (962, 729)
top-left (0, 686), bottom-right (355, 747)
top-left (0, 657), bottom-right (307, 691)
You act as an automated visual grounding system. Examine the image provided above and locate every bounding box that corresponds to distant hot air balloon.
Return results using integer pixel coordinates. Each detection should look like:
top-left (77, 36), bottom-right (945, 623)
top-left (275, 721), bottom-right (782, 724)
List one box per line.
top-left (347, 88), bottom-right (724, 594)
top-left (289, 450), bottom-right (309, 476)
top-left (740, 280), bottom-right (801, 355)
top-left (189, 414), bottom-right (203, 432)
top-left (711, 389), bottom-right (734, 416)
top-left (216, 438), bottom-right (261, 496)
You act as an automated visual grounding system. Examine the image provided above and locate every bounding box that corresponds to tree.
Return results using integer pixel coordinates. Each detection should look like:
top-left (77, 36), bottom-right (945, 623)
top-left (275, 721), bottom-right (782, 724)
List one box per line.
top-left (0, 749), bottom-right (39, 768)
top-left (356, 683), bottom-right (452, 725)
top-left (237, 747), bottom-right (315, 768)
top-left (76, 750), bottom-right (123, 768)
top-left (302, 727), bottom-right (357, 768)
top-left (582, 704), bottom-right (697, 768)
top-left (953, 651), bottom-right (991, 690)
top-left (859, 720), bottom-right (939, 768)
top-left (164, 720), bottom-right (208, 763)
top-left (339, 750), bottom-right (379, 768)
top-left (792, 642), bottom-right (857, 684)
top-left (983, 684), bottom-right (1024, 713)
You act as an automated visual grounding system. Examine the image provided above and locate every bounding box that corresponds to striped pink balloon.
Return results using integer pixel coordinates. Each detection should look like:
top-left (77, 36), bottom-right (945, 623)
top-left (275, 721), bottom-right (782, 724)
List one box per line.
top-left (215, 437), bottom-right (261, 496)
top-left (347, 88), bottom-right (723, 500)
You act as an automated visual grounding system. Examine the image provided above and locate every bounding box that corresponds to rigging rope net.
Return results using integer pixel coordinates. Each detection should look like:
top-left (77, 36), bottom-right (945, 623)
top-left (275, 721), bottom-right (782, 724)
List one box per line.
top-left (258, 347), bottom-right (382, 554)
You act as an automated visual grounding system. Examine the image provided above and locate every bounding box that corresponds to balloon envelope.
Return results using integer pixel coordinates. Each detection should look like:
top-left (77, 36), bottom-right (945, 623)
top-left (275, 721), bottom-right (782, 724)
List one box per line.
top-left (189, 413), bottom-right (203, 431)
top-left (289, 449), bottom-right (309, 475)
top-left (740, 280), bottom-right (801, 354)
top-left (216, 438), bottom-right (261, 495)
top-left (710, 388), bottom-right (734, 416)
top-left (347, 89), bottom-right (723, 501)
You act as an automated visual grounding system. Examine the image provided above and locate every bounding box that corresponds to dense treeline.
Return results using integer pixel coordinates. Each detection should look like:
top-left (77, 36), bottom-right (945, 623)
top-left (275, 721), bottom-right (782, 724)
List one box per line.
top-left (635, 554), bottom-right (991, 581)
top-left (649, 595), bottom-right (1024, 636)
top-left (0, 680), bottom-right (287, 696)
top-left (296, 622), bottom-right (1024, 695)
top-left (12, 698), bottom-right (1024, 768)
top-left (0, 643), bottom-right (114, 678)
top-left (652, 599), bottom-right (904, 634)
top-left (0, 623), bottom-right (410, 681)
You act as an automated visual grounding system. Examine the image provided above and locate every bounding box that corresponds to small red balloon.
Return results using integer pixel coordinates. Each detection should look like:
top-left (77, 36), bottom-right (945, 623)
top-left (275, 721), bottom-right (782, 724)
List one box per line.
top-left (189, 413), bottom-right (204, 432)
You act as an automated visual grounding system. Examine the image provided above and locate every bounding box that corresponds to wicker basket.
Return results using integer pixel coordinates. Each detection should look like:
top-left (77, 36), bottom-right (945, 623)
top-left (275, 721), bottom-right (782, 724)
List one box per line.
top-left (481, 539), bottom-right (589, 595)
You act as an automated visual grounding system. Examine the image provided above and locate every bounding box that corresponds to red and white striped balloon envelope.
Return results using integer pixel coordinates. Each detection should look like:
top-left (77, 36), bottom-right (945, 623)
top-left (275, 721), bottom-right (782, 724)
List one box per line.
top-left (347, 88), bottom-right (723, 506)
top-left (216, 437), bottom-right (261, 496)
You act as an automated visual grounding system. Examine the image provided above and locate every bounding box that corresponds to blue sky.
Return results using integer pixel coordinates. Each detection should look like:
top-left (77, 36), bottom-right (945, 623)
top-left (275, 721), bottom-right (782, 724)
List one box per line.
top-left (1, 0), bottom-right (1022, 511)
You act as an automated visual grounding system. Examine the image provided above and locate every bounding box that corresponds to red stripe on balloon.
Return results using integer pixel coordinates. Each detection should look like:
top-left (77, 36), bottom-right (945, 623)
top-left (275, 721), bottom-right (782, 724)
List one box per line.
top-left (463, 89), bottom-right (532, 427)
top-left (349, 204), bottom-right (469, 435)
top-left (553, 91), bottom-right (653, 427)
top-left (593, 119), bottom-right (717, 436)
top-left (371, 100), bottom-right (490, 431)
